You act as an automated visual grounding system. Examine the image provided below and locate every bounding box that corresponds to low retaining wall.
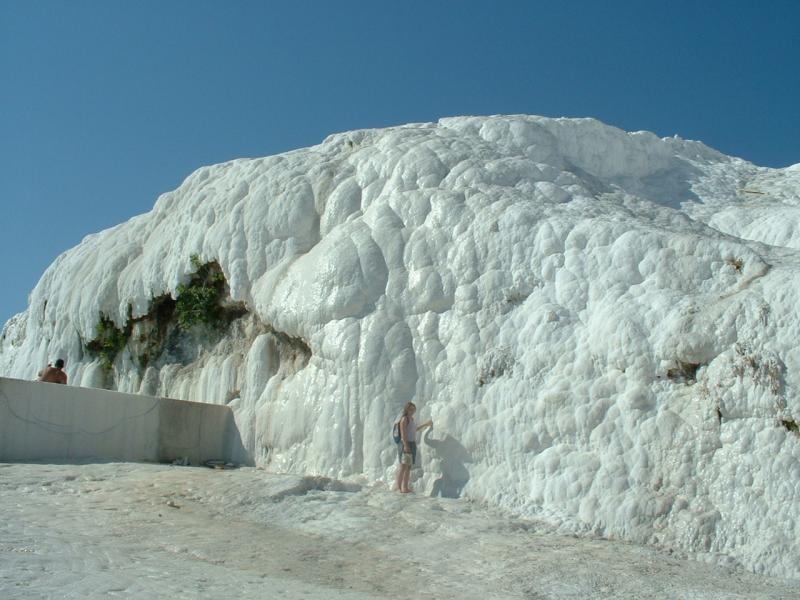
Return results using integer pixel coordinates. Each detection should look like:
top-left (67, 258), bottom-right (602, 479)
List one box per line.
top-left (0, 376), bottom-right (242, 464)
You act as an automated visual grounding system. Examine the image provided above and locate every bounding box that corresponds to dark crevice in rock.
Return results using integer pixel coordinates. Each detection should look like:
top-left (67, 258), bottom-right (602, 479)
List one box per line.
top-left (81, 257), bottom-right (314, 396)
top-left (263, 325), bottom-right (312, 369)
top-left (84, 257), bottom-right (258, 386)
top-left (666, 361), bottom-right (702, 384)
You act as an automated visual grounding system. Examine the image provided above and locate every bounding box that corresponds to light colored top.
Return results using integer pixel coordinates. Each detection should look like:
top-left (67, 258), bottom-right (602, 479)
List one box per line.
top-left (403, 416), bottom-right (416, 442)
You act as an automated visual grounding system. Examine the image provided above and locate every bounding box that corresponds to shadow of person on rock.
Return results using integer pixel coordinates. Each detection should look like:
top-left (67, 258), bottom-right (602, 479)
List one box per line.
top-left (423, 430), bottom-right (472, 499)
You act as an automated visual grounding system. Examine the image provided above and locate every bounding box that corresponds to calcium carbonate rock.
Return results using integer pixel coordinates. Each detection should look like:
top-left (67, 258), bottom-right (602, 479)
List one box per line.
top-left (2, 115), bottom-right (799, 578)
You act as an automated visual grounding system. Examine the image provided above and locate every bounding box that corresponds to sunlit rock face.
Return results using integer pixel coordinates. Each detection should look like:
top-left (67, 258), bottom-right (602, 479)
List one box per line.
top-left (2, 115), bottom-right (799, 578)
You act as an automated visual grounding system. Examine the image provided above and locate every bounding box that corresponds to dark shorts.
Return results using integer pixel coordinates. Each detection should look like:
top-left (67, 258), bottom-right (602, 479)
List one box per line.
top-left (398, 441), bottom-right (417, 465)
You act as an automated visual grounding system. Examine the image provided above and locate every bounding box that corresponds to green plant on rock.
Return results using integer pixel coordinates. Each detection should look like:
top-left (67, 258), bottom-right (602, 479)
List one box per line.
top-left (175, 255), bottom-right (228, 331)
top-left (86, 315), bottom-right (130, 370)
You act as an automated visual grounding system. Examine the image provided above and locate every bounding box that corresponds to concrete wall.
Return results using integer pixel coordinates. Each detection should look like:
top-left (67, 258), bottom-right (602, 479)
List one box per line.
top-left (0, 377), bottom-right (243, 464)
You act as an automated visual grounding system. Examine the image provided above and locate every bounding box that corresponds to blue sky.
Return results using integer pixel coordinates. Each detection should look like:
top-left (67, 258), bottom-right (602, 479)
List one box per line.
top-left (1, 0), bottom-right (798, 325)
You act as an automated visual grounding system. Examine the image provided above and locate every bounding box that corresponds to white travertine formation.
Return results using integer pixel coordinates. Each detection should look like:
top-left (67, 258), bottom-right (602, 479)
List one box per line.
top-left (2, 115), bottom-right (798, 577)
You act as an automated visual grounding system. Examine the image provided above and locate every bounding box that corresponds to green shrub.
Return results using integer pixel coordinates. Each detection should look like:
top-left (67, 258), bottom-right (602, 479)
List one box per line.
top-left (175, 255), bottom-right (227, 331)
top-left (85, 257), bottom-right (237, 376)
top-left (86, 315), bottom-right (130, 370)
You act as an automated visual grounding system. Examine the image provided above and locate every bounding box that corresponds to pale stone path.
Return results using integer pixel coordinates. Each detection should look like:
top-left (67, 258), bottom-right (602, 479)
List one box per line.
top-left (1, 462), bottom-right (796, 599)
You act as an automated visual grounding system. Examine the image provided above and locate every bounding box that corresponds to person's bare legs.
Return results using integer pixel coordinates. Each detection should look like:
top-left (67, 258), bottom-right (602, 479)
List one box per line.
top-left (394, 463), bottom-right (405, 491)
top-left (400, 464), bottom-right (412, 493)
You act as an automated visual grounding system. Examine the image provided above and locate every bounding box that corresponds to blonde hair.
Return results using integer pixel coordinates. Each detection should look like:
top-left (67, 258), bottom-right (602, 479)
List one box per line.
top-left (402, 402), bottom-right (416, 417)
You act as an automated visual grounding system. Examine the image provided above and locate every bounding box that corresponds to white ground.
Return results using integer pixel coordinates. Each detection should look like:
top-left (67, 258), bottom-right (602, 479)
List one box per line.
top-left (1, 461), bottom-right (795, 599)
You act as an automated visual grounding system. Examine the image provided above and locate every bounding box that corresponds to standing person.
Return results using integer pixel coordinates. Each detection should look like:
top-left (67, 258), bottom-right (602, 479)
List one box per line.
top-left (394, 401), bottom-right (432, 493)
top-left (38, 358), bottom-right (68, 384)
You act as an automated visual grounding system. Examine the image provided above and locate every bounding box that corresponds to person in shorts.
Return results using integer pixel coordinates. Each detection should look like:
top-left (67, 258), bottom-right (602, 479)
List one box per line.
top-left (394, 401), bottom-right (432, 493)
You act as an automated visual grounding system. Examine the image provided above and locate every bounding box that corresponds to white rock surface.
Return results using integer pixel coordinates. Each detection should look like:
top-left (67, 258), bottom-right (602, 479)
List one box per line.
top-left (2, 115), bottom-right (799, 578)
top-left (2, 462), bottom-right (796, 599)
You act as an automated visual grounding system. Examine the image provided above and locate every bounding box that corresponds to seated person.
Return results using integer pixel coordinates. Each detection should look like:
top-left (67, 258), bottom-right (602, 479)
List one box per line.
top-left (38, 358), bottom-right (68, 384)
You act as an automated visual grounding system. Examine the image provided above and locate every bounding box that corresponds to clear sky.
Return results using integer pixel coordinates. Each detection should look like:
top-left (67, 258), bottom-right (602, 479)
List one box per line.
top-left (1, 0), bottom-right (798, 326)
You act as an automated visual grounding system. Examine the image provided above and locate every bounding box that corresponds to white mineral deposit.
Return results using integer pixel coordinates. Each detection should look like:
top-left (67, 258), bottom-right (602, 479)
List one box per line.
top-left (2, 116), bottom-right (799, 596)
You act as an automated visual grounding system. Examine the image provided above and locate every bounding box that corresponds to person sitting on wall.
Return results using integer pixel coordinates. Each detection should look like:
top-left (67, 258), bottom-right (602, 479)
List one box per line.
top-left (38, 358), bottom-right (68, 384)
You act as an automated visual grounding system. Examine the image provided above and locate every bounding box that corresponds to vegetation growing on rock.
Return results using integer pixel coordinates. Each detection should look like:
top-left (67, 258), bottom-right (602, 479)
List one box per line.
top-left (86, 315), bottom-right (131, 371)
top-left (84, 256), bottom-right (247, 376)
top-left (175, 255), bottom-right (228, 331)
